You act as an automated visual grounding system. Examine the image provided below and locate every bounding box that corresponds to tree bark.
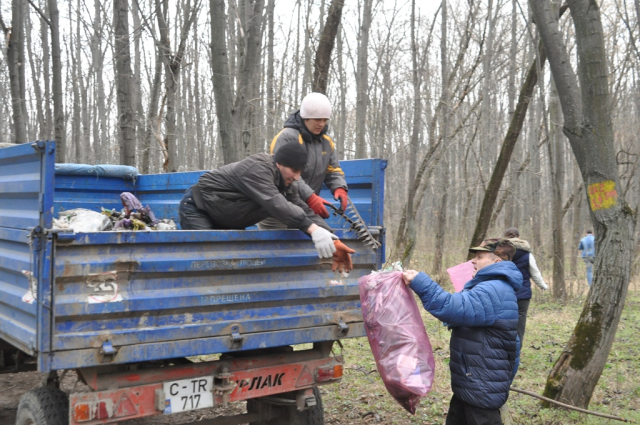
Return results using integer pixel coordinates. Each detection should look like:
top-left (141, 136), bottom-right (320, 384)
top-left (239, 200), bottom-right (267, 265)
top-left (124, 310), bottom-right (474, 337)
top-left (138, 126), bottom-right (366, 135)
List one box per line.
top-left (157, 0), bottom-right (198, 171)
top-left (354, 0), bottom-right (373, 158)
top-left (210, 0), bottom-right (236, 164)
top-left (549, 72), bottom-right (566, 300)
top-left (48, 0), bottom-right (65, 161)
top-left (114, 0), bottom-right (137, 166)
top-left (8, 0), bottom-right (27, 145)
top-left (210, 0), bottom-right (264, 164)
top-left (312, 0), bottom-right (345, 93)
top-left (432, 0), bottom-right (449, 274)
top-left (529, 0), bottom-right (637, 408)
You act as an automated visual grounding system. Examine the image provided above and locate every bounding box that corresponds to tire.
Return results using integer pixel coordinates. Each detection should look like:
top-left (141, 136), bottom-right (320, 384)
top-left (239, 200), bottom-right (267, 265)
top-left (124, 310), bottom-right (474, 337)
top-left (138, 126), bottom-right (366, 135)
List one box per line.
top-left (288, 387), bottom-right (324, 425)
top-left (16, 387), bottom-right (69, 425)
top-left (247, 387), bottom-right (324, 425)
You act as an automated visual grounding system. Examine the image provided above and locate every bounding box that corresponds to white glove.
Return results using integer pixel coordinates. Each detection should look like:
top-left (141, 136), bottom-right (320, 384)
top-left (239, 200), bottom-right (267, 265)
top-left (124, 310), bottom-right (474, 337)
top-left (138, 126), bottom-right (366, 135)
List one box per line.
top-left (541, 282), bottom-right (548, 290)
top-left (310, 227), bottom-right (338, 258)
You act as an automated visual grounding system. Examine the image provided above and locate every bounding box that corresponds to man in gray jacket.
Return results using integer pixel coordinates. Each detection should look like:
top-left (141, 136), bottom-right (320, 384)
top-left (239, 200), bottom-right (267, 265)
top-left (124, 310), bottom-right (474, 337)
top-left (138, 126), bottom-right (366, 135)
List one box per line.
top-left (178, 142), bottom-right (354, 266)
top-left (261, 92), bottom-right (348, 228)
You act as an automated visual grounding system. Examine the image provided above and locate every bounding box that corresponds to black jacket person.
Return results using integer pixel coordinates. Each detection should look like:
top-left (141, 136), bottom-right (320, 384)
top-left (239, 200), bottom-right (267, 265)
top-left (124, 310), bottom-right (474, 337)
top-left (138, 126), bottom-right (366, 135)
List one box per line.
top-left (178, 142), bottom-right (354, 264)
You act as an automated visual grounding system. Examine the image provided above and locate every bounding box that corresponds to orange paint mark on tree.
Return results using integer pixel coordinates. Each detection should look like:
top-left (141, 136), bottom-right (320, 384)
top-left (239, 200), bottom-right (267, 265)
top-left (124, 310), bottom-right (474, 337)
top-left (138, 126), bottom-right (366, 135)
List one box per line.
top-left (588, 180), bottom-right (618, 211)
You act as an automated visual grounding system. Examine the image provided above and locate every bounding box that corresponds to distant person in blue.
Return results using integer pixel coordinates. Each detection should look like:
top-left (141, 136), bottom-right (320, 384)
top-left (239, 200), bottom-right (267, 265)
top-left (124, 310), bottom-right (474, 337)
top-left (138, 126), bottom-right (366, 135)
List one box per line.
top-left (402, 239), bottom-right (522, 425)
top-left (578, 230), bottom-right (595, 286)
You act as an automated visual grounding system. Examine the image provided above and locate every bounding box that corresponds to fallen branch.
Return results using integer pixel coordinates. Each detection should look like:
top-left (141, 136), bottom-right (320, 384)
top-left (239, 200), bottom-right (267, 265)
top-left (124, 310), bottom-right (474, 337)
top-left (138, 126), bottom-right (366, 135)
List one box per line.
top-left (510, 387), bottom-right (636, 423)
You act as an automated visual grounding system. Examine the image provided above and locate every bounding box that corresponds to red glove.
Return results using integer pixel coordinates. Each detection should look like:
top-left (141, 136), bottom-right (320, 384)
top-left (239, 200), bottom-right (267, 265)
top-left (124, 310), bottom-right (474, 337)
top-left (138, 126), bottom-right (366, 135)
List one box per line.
top-left (332, 240), bottom-right (356, 273)
top-left (306, 193), bottom-right (331, 219)
top-left (333, 188), bottom-right (348, 212)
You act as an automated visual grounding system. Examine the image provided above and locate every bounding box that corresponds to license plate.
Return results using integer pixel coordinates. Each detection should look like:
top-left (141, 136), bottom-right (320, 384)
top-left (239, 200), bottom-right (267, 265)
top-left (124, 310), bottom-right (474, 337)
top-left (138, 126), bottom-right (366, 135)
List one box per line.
top-left (163, 377), bottom-right (214, 414)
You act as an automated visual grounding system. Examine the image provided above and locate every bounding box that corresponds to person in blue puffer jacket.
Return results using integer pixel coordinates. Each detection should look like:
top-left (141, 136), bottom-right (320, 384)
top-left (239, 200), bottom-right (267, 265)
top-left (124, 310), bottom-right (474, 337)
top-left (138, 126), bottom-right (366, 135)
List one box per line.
top-left (402, 239), bottom-right (523, 425)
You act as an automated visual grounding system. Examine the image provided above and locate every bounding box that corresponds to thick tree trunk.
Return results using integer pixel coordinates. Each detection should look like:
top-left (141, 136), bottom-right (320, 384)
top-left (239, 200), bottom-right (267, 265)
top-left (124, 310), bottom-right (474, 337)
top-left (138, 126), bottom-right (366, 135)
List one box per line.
top-left (530, 0), bottom-right (637, 408)
top-left (49, 0), bottom-right (66, 161)
top-left (549, 74), bottom-right (566, 300)
top-left (25, 12), bottom-right (45, 140)
top-left (210, 0), bottom-right (236, 164)
top-left (114, 0), bottom-right (136, 166)
top-left (312, 0), bottom-right (345, 93)
top-left (354, 0), bottom-right (373, 159)
top-left (8, 0), bottom-right (27, 145)
top-left (432, 0), bottom-right (449, 274)
top-left (91, 0), bottom-right (107, 162)
top-left (234, 0), bottom-right (265, 159)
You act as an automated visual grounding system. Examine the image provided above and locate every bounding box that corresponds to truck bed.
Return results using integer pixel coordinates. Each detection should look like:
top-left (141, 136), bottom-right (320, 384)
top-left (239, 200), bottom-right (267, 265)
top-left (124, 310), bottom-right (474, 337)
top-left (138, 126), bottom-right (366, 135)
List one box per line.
top-left (0, 141), bottom-right (386, 372)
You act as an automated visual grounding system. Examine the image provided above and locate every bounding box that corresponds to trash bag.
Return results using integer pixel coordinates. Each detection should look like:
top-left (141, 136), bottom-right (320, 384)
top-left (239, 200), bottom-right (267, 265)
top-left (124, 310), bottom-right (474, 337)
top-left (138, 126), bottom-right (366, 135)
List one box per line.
top-left (53, 209), bottom-right (112, 232)
top-left (359, 271), bottom-right (435, 414)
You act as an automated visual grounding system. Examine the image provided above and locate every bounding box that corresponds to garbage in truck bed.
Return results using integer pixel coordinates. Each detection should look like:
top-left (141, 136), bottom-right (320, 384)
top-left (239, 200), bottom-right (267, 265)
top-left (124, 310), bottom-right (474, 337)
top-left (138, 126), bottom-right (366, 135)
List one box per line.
top-left (52, 191), bottom-right (177, 232)
top-left (359, 271), bottom-right (435, 414)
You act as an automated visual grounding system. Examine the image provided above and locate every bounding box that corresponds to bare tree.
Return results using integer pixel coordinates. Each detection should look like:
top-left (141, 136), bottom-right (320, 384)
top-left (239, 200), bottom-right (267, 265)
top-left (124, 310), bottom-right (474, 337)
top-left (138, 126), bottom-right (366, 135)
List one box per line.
top-left (529, 0), bottom-right (637, 408)
top-left (8, 0), bottom-right (27, 144)
top-left (114, 0), bottom-right (137, 166)
top-left (156, 0), bottom-right (199, 171)
top-left (312, 0), bottom-right (345, 93)
top-left (210, 0), bottom-right (265, 164)
top-left (432, 0), bottom-right (449, 274)
top-left (354, 0), bottom-right (373, 158)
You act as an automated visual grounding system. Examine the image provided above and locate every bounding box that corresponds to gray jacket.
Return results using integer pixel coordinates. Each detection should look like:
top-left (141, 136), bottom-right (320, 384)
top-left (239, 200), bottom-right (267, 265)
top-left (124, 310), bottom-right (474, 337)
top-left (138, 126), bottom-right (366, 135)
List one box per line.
top-left (270, 111), bottom-right (348, 201)
top-left (191, 153), bottom-right (327, 231)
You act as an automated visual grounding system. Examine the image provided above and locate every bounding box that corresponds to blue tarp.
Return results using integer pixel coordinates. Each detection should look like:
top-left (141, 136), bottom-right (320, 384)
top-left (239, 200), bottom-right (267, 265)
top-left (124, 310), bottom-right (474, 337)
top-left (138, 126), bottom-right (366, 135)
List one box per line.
top-left (55, 164), bottom-right (139, 180)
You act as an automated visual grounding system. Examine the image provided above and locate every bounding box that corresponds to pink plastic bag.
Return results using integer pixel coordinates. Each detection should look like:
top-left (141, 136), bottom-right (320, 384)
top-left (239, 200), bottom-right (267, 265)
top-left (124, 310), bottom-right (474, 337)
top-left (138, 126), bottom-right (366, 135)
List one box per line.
top-left (359, 271), bottom-right (435, 414)
top-left (446, 260), bottom-right (475, 292)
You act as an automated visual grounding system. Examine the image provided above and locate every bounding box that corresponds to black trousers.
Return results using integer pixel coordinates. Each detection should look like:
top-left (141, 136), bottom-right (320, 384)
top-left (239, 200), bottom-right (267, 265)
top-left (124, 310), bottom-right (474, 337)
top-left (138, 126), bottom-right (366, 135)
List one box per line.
top-left (517, 298), bottom-right (531, 347)
top-left (178, 188), bottom-right (227, 230)
top-left (445, 395), bottom-right (502, 425)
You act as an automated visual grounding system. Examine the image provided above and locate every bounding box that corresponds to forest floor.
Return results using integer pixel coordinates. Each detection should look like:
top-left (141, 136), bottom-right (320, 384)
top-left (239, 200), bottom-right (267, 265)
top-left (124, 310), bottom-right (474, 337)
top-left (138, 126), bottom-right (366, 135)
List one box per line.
top-left (1, 277), bottom-right (639, 425)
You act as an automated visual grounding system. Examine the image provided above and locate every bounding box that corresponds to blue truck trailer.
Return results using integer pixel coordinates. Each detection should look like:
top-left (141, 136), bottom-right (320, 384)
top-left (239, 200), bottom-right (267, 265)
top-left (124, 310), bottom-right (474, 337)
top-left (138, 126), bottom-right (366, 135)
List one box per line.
top-left (0, 141), bottom-right (386, 425)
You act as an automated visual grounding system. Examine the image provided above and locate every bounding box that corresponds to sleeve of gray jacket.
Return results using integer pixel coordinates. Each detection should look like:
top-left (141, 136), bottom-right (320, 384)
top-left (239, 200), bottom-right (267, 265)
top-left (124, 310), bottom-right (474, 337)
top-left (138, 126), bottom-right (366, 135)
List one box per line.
top-left (323, 135), bottom-right (348, 195)
top-left (234, 160), bottom-right (314, 232)
top-left (270, 130), bottom-right (315, 201)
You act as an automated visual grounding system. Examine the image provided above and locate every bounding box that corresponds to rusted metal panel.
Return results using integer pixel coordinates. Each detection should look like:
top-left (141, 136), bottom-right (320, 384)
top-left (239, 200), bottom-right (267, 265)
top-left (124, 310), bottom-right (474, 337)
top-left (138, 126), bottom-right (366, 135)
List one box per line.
top-left (68, 351), bottom-right (341, 424)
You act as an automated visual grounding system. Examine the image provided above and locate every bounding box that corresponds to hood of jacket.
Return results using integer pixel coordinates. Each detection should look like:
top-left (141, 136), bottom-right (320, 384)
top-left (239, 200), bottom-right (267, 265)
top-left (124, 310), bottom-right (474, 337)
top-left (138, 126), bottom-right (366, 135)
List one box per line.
top-left (508, 237), bottom-right (531, 252)
top-left (284, 110), bottom-right (328, 142)
top-left (464, 260), bottom-right (523, 293)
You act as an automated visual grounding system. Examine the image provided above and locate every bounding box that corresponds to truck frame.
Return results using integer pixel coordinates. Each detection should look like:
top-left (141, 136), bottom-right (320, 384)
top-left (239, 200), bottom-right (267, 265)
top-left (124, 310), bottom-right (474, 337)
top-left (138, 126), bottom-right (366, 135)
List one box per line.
top-left (0, 141), bottom-right (386, 425)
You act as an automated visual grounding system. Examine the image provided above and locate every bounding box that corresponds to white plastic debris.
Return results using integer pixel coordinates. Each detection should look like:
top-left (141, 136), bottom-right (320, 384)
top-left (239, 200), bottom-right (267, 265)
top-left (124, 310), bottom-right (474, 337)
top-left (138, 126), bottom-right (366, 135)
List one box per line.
top-left (54, 208), bottom-right (112, 232)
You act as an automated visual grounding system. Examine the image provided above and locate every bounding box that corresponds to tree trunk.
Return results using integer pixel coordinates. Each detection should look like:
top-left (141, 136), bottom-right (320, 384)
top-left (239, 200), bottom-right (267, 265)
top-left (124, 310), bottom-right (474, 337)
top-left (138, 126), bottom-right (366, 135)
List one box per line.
top-left (529, 0), bottom-right (637, 408)
top-left (49, 0), bottom-right (65, 161)
top-left (25, 11), bottom-right (45, 140)
top-left (210, 0), bottom-right (236, 164)
top-left (265, 0), bottom-right (275, 140)
top-left (236, 0), bottom-right (265, 158)
top-left (114, 0), bottom-right (136, 166)
top-left (354, 0), bottom-right (373, 159)
top-left (549, 73), bottom-right (566, 300)
top-left (92, 0), bottom-right (107, 163)
top-left (157, 0), bottom-right (198, 171)
top-left (8, 0), bottom-right (27, 145)
top-left (312, 0), bottom-right (345, 93)
top-left (432, 0), bottom-right (449, 274)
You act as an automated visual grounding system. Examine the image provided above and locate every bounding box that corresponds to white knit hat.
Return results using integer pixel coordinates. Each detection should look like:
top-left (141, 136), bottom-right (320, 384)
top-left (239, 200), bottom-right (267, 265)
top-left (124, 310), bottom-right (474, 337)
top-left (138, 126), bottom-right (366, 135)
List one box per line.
top-left (299, 92), bottom-right (332, 119)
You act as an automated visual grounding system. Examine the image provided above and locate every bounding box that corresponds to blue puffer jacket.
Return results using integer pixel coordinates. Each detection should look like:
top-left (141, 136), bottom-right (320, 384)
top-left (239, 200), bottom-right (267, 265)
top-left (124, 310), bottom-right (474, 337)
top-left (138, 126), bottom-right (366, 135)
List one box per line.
top-left (409, 261), bottom-right (522, 409)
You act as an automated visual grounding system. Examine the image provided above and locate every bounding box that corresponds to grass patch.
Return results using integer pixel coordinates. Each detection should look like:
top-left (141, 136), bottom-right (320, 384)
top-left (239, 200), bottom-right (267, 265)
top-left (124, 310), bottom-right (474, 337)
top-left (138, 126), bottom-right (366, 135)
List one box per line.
top-left (321, 280), bottom-right (640, 424)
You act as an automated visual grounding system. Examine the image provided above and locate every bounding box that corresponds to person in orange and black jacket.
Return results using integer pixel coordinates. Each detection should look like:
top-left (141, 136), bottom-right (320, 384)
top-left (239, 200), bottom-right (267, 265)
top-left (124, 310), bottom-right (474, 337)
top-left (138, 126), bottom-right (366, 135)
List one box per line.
top-left (258, 92), bottom-right (348, 229)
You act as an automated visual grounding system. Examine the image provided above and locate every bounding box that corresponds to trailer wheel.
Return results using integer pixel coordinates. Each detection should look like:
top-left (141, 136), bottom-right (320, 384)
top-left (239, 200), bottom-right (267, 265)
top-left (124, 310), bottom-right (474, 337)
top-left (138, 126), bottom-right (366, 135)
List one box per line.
top-left (288, 387), bottom-right (324, 425)
top-left (16, 387), bottom-right (69, 425)
top-left (247, 387), bottom-right (324, 425)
